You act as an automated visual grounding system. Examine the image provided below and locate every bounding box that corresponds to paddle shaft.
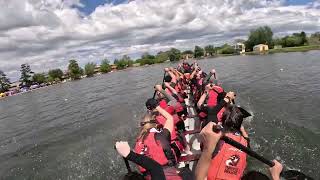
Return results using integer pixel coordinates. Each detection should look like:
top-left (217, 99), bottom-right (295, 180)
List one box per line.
top-left (123, 157), bottom-right (132, 173)
top-left (153, 71), bottom-right (166, 99)
top-left (221, 136), bottom-right (275, 167)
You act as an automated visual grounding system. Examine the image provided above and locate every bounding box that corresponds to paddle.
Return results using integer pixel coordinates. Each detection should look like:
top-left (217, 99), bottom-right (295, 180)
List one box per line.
top-left (212, 126), bottom-right (314, 179)
top-left (221, 136), bottom-right (274, 166)
top-left (122, 157), bottom-right (132, 173)
top-left (152, 71), bottom-right (166, 99)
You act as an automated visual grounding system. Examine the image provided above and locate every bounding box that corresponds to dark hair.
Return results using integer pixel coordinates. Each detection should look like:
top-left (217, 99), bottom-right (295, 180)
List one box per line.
top-left (164, 75), bottom-right (172, 82)
top-left (222, 104), bottom-right (244, 132)
top-left (241, 171), bottom-right (270, 180)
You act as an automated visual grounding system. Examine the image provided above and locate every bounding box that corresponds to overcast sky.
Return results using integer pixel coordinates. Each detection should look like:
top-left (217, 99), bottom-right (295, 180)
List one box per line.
top-left (1, 0), bottom-right (320, 80)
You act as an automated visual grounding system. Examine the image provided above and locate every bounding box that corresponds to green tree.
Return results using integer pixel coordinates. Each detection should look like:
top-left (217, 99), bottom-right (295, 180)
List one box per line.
top-left (204, 45), bottom-right (215, 56)
top-left (168, 48), bottom-right (181, 61)
top-left (114, 59), bottom-right (127, 70)
top-left (218, 44), bottom-right (236, 54)
top-left (68, 60), bottom-right (82, 80)
top-left (245, 26), bottom-right (273, 51)
top-left (194, 46), bottom-right (204, 58)
top-left (48, 69), bottom-right (64, 81)
top-left (155, 51), bottom-right (169, 63)
top-left (100, 59), bottom-right (111, 73)
top-left (309, 32), bottom-right (320, 45)
top-left (300, 31), bottom-right (307, 45)
top-left (121, 55), bottom-right (134, 67)
top-left (84, 62), bottom-right (96, 77)
top-left (113, 55), bottom-right (134, 69)
top-left (0, 70), bottom-right (10, 93)
top-left (311, 32), bottom-right (320, 40)
top-left (32, 73), bottom-right (46, 84)
top-left (20, 64), bottom-right (33, 87)
top-left (138, 53), bottom-right (156, 65)
top-left (285, 36), bottom-right (301, 47)
top-left (182, 50), bottom-right (194, 55)
top-left (273, 38), bottom-right (284, 46)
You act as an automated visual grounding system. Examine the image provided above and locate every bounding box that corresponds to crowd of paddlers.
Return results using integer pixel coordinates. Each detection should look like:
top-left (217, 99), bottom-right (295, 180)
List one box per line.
top-left (114, 60), bottom-right (284, 180)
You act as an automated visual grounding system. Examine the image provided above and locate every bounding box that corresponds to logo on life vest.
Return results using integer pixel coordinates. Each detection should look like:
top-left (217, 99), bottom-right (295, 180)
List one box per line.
top-left (226, 154), bottom-right (240, 167)
top-left (224, 155), bottom-right (240, 175)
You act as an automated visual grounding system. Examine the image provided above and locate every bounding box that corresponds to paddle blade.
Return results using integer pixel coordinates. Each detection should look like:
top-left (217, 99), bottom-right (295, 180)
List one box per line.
top-left (281, 170), bottom-right (314, 180)
top-left (237, 106), bottom-right (252, 118)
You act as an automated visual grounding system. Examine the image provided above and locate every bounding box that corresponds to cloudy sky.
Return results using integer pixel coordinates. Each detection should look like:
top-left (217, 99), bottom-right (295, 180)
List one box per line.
top-left (1, 0), bottom-right (320, 80)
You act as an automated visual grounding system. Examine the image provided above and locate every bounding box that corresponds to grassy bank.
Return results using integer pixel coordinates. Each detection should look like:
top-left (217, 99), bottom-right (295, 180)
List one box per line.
top-left (269, 45), bottom-right (320, 53)
top-left (245, 45), bottom-right (320, 55)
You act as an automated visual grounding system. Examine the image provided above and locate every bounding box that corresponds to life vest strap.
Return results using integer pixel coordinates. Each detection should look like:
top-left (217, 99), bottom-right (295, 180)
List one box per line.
top-left (178, 154), bottom-right (201, 162)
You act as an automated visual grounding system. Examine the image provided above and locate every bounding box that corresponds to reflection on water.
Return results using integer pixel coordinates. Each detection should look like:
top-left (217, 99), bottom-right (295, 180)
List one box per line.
top-left (1, 51), bottom-right (320, 179)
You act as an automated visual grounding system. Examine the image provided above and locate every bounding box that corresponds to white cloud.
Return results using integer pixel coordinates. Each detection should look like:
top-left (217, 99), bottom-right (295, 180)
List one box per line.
top-left (0, 0), bottom-right (320, 80)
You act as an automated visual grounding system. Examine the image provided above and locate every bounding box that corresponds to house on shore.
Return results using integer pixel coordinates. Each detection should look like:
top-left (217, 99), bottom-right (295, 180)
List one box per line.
top-left (234, 43), bottom-right (246, 54)
top-left (182, 54), bottom-right (193, 60)
top-left (253, 44), bottom-right (269, 52)
top-left (94, 65), bottom-right (101, 73)
top-left (111, 64), bottom-right (117, 70)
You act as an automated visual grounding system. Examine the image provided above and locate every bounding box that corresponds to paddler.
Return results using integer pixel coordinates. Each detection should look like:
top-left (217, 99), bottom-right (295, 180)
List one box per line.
top-left (197, 91), bottom-right (250, 180)
top-left (195, 122), bottom-right (283, 180)
top-left (134, 98), bottom-right (182, 179)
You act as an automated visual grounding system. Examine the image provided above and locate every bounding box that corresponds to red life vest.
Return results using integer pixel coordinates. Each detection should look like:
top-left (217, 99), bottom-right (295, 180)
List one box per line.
top-left (217, 107), bottom-right (225, 122)
top-left (145, 167), bottom-right (182, 180)
top-left (155, 114), bottom-right (185, 154)
top-left (199, 111), bottom-right (207, 119)
top-left (159, 99), bottom-right (168, 109)
top-left (198, 78), bottom-right (203, 86)
top-left (207, 133), bottom-right (247, 180)
top-left (156, 115), bottom-right (180, 141)
top-left (207, 86), bottom-right (224, 107)
top-left (159, 99), bottom-right (175, 115)
top-left (175, 82), bottom-right (182, 93)
top-left (134, 130), bottom-right (176, 173)
top-left (174, 102), bottom-right (184, 113)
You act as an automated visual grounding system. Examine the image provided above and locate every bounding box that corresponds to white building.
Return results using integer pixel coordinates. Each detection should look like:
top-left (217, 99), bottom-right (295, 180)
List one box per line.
top-left (234, 43), bottom-right (246, 54)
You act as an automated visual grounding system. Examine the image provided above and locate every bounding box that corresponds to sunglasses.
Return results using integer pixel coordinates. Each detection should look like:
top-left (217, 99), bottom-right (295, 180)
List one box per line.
top-left (140, 120), bottom-right (157, 127)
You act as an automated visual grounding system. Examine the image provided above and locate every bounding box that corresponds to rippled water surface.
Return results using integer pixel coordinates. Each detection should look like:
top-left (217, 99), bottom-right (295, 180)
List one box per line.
top-left (1, 51), bottom-right (320, 179)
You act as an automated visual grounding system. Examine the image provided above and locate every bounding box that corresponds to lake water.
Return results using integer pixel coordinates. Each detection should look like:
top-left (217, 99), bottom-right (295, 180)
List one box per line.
top-left (0, 51), bottom-right (319, 179)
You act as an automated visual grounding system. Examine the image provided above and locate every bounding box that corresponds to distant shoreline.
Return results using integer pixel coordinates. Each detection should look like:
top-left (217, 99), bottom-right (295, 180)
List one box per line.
top-left (244, 45), bottom-right (320, 55)
top-left (1, 48), bottom-right (319, 101)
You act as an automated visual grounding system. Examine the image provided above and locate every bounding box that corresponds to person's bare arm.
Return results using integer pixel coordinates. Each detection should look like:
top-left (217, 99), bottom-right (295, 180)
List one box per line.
top-left (154, 85), bottom-right (177, 106)
top-left (195, 122), bottom-right (222, 180)
top-left (166, 68), bottom-right (177, 83)
top-left (156, 106), bottom-right (174, 133)
top-left (197, 92), bottom-right (208, 109)
top-left (197, 84), bottom-right (212, 108)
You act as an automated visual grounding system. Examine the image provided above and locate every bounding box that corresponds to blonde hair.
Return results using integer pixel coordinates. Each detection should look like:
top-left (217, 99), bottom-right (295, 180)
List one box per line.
top-left (137, 112), bottom-right (157, 141)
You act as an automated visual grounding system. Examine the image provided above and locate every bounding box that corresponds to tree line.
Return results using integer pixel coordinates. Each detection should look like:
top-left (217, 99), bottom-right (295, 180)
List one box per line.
top-left (245, 26), bottom-right (320, 50)
top-left (0, 59), bottom-right (113, 93)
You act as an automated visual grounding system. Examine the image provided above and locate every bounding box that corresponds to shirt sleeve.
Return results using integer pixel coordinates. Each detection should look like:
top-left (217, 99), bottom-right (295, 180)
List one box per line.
top-left (126, 151), bottom-right (166, 180)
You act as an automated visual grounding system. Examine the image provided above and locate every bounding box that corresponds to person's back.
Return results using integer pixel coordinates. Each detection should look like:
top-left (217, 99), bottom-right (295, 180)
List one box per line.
top-left (207, 104), bottom-right (248, 180)
top-left (207, 132), bottom-right (247, 180)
